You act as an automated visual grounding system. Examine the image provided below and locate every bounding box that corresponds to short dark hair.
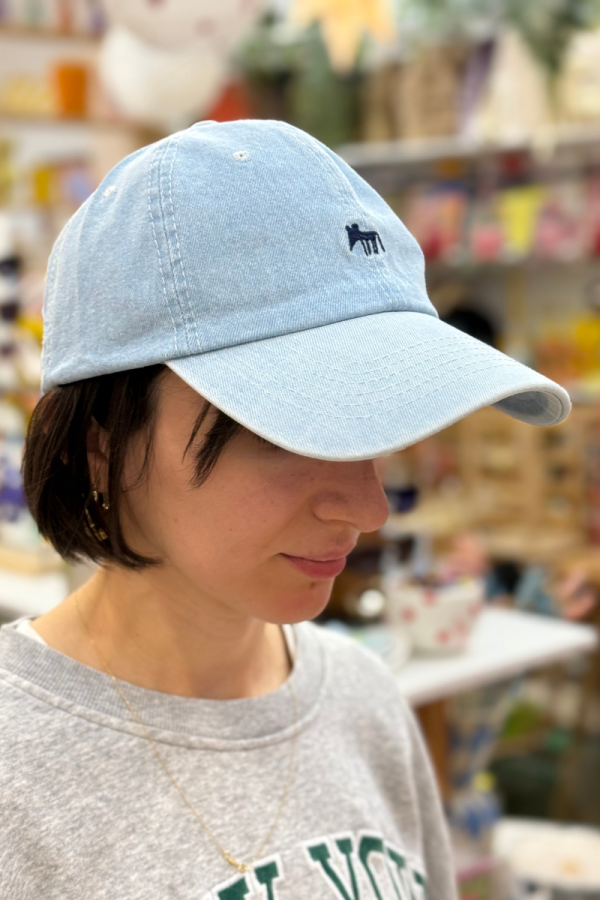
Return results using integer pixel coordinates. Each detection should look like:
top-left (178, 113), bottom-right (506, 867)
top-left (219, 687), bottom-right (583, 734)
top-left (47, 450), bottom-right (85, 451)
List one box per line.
top-left (22, 364), bottom-right (242, 569)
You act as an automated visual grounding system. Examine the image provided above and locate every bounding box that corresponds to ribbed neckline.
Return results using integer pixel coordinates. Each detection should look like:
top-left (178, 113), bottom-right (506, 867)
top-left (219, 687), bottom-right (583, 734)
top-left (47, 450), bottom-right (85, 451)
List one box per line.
top-left (0, 617), bottom-right (327, 750)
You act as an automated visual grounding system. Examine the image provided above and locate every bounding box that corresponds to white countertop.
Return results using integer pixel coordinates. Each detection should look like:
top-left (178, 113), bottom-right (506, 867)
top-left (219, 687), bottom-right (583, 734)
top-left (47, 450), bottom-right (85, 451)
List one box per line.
top-left (0, 572), bottom-right (596, 711)
top-left (397, 607), bottom-right (598, 706)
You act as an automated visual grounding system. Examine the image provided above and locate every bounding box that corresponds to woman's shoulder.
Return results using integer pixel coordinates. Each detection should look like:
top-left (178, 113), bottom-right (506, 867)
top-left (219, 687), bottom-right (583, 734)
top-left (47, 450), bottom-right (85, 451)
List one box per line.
top-left (0, 623), bottom-right (71, 754)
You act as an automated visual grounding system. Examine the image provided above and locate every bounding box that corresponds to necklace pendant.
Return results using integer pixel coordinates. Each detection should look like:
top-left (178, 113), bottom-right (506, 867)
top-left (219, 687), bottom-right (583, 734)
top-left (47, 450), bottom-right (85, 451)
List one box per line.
top-left (223, 850), bottom-right (250, 874)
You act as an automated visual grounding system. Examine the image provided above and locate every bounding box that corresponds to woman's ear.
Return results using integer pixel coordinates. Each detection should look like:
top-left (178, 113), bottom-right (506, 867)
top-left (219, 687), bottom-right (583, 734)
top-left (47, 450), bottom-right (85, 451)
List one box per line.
top-left (86, 417), bottom-right (109, 491)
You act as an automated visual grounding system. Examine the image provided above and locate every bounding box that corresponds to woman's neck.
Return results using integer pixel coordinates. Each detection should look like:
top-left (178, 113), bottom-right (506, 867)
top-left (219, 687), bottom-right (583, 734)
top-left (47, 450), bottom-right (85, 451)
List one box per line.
top-left (31, 566), bottom-right (292, 700)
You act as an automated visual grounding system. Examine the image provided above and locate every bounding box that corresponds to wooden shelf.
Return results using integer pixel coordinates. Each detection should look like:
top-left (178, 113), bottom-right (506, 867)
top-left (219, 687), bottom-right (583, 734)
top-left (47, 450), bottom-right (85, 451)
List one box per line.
top-left (426, 257), bottom-right (600, 275)
top-left (0, 542), bottom-right (64, 575)
top-left (0, 111), bottom-right (148, 132)
top-left (0, 24), bottom-right (102, 43)
top-left (336, 123), bottom-right (600, 172)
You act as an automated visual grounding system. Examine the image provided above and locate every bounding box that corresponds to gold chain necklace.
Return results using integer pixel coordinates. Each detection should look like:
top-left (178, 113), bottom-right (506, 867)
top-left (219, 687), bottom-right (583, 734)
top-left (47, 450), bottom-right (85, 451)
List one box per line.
top-left (73, 594), bottom-right (298, 874)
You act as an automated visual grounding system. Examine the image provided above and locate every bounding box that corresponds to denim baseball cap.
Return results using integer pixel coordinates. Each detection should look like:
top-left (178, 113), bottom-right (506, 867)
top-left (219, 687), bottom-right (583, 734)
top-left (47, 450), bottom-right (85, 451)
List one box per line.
top-left (42, 118), bottom-right (571, 460)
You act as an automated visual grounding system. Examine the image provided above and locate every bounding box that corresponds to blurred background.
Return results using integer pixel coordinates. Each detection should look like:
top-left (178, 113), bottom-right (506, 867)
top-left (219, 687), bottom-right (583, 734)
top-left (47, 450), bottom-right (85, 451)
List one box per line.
top-left (3, 0), bottom-right (600, 896)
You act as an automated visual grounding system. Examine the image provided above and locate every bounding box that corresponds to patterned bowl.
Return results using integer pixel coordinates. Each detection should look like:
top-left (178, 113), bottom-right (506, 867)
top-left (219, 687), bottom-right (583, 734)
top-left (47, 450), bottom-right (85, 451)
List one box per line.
top-left (384, 576), bottom-right (485, 653)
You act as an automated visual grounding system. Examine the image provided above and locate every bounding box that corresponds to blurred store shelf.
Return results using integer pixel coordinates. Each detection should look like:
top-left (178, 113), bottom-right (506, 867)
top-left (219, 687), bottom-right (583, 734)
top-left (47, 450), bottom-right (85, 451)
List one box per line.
top-left (382, 494), bottom-right (475, 539)
top-left (0, 112), bottom-right (146, 131)
top-left (0, 543), bottom-right (65, 574)
top-left (337, 124), bottom-right (600, 171)
top-left (0, 26), bottom-right (101, 43)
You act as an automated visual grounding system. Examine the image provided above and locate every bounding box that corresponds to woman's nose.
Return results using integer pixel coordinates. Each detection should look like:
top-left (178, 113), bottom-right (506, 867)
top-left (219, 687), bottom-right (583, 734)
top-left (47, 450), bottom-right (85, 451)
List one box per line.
top-left (313, 459), bottom-right (390, 533)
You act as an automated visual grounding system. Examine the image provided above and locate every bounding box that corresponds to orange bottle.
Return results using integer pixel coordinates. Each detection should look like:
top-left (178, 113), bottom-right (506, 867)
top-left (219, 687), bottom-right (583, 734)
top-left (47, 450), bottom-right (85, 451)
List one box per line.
top-left (52, 62), bottom-right (88, 118)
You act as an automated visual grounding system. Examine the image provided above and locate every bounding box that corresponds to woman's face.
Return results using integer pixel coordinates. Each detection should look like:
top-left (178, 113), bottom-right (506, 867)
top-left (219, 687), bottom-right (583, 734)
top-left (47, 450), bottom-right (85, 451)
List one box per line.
top-left (119, 370), bottom-right (390, 624)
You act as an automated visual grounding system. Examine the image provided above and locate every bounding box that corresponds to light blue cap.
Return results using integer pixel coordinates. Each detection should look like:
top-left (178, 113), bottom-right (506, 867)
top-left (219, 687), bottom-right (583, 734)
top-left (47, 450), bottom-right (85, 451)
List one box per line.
top-left (42, 118), bottom-right (571, 461)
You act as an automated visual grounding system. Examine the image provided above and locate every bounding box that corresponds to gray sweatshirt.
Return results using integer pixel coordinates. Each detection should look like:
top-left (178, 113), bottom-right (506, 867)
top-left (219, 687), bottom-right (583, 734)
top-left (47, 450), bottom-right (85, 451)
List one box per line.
top-left (0, 615), bottom-right (458, 900)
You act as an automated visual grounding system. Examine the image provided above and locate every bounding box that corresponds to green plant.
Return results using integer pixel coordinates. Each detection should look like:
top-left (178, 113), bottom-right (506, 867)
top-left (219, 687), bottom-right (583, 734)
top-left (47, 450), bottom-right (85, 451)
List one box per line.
top-left (235, 14), bottom-right (363, 148)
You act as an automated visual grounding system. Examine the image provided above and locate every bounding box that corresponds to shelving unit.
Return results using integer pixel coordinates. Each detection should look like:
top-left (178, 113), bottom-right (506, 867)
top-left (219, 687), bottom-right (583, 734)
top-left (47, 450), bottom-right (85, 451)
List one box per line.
top-left (0, 21), bottom-right (159, 585)
top-left (336, 123), bottom-right (600, 172)
top-left (0, 112), bottom-right (144, 130)
top-left (403, 608), bottom-right (597, 799)
top-left (335, 127), bottom-right (600, 218)
top-left (0, 25), bottom-right (101, 43)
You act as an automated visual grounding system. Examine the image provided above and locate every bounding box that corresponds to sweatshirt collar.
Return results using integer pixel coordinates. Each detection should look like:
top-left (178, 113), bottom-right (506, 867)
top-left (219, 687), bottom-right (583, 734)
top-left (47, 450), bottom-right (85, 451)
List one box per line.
top-left (0, 617), bottom-right (326, 750)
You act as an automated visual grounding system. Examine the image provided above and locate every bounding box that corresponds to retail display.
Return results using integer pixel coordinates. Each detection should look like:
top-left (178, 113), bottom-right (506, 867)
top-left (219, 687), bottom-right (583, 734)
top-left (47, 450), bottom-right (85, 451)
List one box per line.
top-left (2, 3), bottom-right (600, 896)
top-left (0, 0), bottom-right (105, 35)
top-left (382, 575), bottom-right (485, 654)
top-left (0, 212), bottom-right (58, 567)
top-left (384, 170), bottom-right (600, 269)
top-left (98, 27), bottom-right (229, 132)
top-left (288, 0), bottom-right (397, 73)
top-left (102, 0), bottom-right (263, 53)
top-left (493, 819), bottom-right (600, 898)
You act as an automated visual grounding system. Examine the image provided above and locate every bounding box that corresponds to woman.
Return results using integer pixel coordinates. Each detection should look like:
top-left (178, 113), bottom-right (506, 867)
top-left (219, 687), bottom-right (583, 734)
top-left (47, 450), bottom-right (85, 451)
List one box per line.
top-left (0, 119), bottom-right (570, 899)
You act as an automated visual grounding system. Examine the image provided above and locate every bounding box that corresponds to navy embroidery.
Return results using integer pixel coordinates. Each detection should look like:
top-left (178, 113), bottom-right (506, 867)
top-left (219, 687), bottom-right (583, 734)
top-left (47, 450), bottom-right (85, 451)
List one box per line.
top-left (346, 223), bottom-right (385, 256)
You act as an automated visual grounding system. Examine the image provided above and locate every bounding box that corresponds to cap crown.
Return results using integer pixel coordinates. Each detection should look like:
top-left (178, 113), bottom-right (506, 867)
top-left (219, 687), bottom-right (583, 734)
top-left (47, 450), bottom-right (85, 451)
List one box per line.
top-left (42, 119), bottom-right (437, 391)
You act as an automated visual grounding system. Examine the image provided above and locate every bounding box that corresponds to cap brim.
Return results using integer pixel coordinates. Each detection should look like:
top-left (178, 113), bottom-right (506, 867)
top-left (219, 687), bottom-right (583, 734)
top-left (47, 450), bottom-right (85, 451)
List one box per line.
top-left (167, 311), bottom-right (571, 461)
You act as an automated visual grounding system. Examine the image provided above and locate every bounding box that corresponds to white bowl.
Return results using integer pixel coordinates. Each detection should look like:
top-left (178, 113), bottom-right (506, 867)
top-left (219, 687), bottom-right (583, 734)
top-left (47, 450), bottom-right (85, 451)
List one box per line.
top-left (384, 577), bottom-right (485, 653)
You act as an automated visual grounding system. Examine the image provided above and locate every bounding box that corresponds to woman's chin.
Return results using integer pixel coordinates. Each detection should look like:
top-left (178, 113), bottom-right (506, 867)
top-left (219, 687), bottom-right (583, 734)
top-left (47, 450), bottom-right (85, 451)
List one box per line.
top-left (259, 583), bottom-right (334, 626)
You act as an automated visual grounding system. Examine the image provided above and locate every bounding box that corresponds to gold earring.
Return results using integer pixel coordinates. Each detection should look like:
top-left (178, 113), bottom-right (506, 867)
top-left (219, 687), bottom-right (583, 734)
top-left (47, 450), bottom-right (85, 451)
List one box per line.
top-left (92, 488), bottom-right (110, 512)
top-left (84, 505), bottom-right (108, 542)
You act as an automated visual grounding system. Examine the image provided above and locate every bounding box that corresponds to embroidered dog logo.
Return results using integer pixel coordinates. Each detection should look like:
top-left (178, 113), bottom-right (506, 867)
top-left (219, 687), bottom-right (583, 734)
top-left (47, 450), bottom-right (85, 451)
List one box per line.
top-left (346, 223), bottom-right (385, 256)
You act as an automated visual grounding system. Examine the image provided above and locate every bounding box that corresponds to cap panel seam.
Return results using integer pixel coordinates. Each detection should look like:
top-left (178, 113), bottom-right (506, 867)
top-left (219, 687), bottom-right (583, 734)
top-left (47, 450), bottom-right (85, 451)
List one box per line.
top-left (166, 131), bottom-right (201, 351)
top-left (41, 224), bottom-right (68, 383)
top-left (156, 136), bottom-right (191, 353)
top-left (148, 141), bottom-right (180, 354)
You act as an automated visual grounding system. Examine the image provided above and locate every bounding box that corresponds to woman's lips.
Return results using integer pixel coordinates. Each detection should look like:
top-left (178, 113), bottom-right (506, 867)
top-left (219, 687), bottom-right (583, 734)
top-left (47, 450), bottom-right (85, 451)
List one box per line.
top-left (280, 554), bottom-right (347, 579)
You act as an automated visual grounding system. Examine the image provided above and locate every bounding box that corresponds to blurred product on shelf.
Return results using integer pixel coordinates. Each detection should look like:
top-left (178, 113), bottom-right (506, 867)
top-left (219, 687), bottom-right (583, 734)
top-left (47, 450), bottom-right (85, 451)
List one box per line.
top-left (388, 167), bottom-right (600, 270)
top-left (382, 573), bottom-right (485, 654)
top-left (102, 0), bottom-right (262, 53)
top-left (0, 71), bottom-right (55, 117)
top-left (448, 687), bottom-right (518, 793)
top-left (0, 213), bottom-right (59, 572)
top-left (0, 0), bottom-right (106, 35)
top-left (0, 140), bottom-right (12, 207)
top-left (558, 26), bottom-right (600, 124)
top-left (0, 212), bottom-right (40, 390)
top-left (448, 773), bottom-right (502, 856)
top-left (237, 14), bottom-right (364, 149)
top-left (455, 853), bottom-right (504, 900)
top-left (456, 406), bottom-right (598, 541)
top-left (0, 55), bottom-right (98, 123)
top-left (360, 43), bottom-right (467, 142)
top-left (493, 819), bottom-right (600, 899)
top-left (380, 529), bottom-right (487, 654)
top-left (399, 44), bottom-right (467, 141)
top-left (0, 394), bottom-right (61, 570)
top-left (0, 399), bottom-right (33, 543)
top-left (288, 0), bottom-right (397, 74)
top-left (356, 9), bottom-right (600, 146)
top-left (96, 0), bottom-right (265, 131)
top-left (52, 60), bottom-right (87, 117)
top-left (470, 29), bottom-right (553, 146)
top-left (98, 26), bottom-right (229, 132)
